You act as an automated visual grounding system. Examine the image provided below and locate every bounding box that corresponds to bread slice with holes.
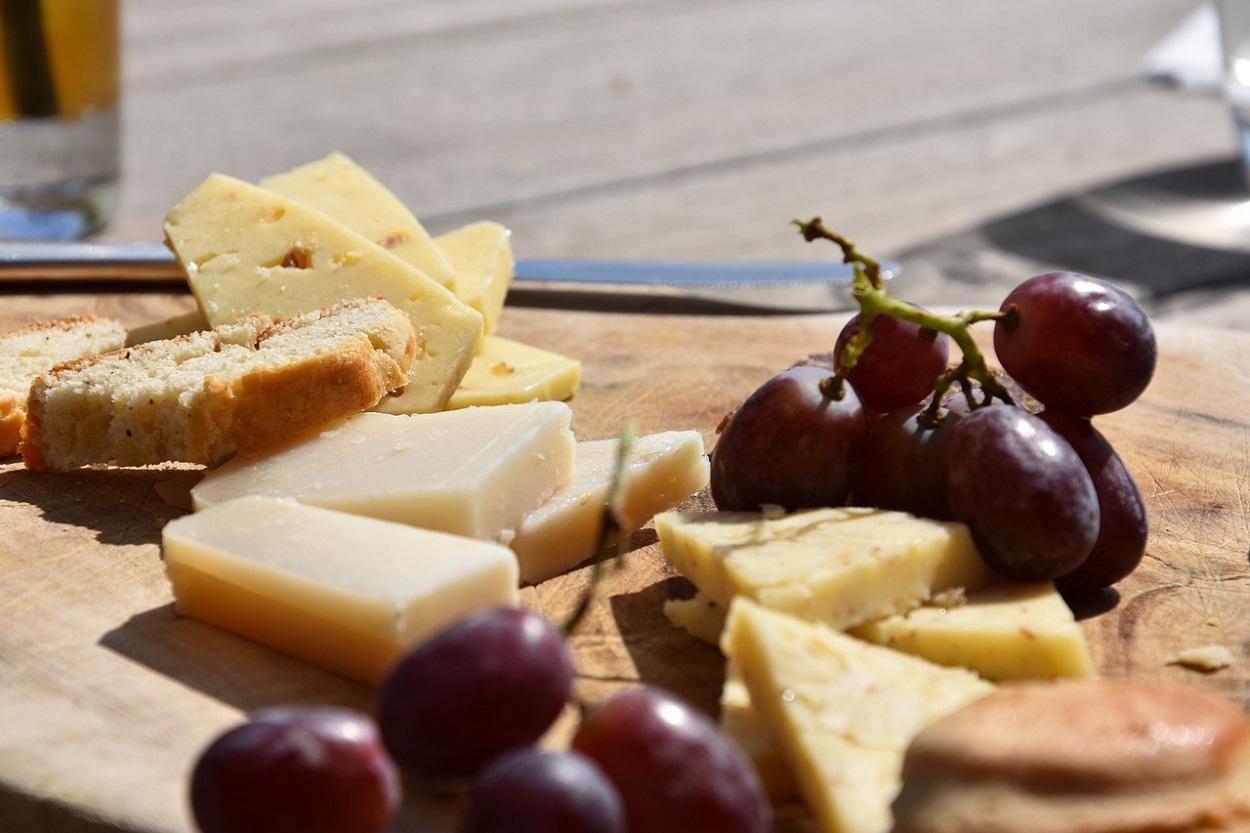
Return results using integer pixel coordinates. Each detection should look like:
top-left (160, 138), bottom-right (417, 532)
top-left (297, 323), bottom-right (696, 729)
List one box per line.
top-left (22, 298), bottom-right (416, 471)
top-left (0, 315), bottom-right (128, 457)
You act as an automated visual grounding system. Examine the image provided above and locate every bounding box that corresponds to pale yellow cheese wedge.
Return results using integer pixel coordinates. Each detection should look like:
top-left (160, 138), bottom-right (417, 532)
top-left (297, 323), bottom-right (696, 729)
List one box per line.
top-left (721, 661), bottom-right (799, 802)
top-left (125, 310), bottom-right (207, 345)
top-left (447, 335), bottom-right (581, 410)
top-left (850, 582), bottom-right (1094, 681)
top-left (669, 583), bottom-right (1094, 682)
top-left (163, 496), bottom-right (518, 684)
top-left (509, 431), bottom-right (708, 584)
top-left (724, 599), bottom-right (992, 833)
top-left (657, 508), bottom-right (996, 631)
top-left (192, 403), bottom-right (575, 543)
top-left (260, 152), bottom-right (457, 289)
top-left (436, 221), bottom-right (513, 335)
top-left (164, 173), bottom-right (482, 414)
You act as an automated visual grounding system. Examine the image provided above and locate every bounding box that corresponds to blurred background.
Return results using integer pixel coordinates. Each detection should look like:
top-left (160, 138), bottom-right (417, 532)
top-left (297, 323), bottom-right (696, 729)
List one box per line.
top-left (12, 0), bottom-right (1250, 325)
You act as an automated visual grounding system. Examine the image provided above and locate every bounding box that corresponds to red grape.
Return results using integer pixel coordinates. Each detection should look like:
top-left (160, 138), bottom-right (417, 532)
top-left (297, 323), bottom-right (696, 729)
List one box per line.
top-left (994, 272), bottom-right (1156, 415)
top-left (375, 607), bottom-right (573, 782)
top-left (572, 687), bottom-right (771, 833)
top-left (710, 366), bottom-right (868, 511)
top-left (945, 406), bottom-right (1099, 580)
top-left (852, 403), bottom-right (962, 519)
top-left (461, 750), bottom-right (626, 833)
top-left (834, 311), bottom-right (950, 411)
top-left (1039, 411), bottom-right (1148, 591)
top-left (190, 708), bottom-right (398, 833)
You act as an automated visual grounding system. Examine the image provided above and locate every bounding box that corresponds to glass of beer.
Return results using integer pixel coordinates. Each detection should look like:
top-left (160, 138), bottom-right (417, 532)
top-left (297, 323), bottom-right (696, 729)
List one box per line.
top-left (0, 0), bottom-right (119, 240)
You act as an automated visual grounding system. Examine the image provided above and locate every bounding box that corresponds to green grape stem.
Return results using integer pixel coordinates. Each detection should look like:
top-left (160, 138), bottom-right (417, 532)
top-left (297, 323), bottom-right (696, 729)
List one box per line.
top-left (793, 216), bottom-right (1014, 418)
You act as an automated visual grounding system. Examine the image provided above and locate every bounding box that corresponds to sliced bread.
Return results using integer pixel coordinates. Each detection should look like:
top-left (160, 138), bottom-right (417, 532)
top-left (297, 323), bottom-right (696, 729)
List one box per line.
top-left (22, 298), bottom-right (415, 470)
top-left (0, 315), bottom-right (127, 457)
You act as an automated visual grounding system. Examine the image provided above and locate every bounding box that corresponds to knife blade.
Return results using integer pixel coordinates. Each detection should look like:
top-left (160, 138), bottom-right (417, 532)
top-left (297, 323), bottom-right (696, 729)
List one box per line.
top-left (0, 241), bottom-right (894, 286)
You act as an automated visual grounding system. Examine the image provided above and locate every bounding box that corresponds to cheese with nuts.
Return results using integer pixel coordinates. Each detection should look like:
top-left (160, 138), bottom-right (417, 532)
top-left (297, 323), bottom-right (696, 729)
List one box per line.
top-left (436, 221), bottom-right (513, 335)
top-left (509, 431), bottom-right (708, 584)
top-left (447, 336), bottom-right (582, 410)
top-left (164, 173), bottom-right (482, 414)
top-left (656, 508), bottom-right (996, 631)
top-left (163, 496), bottom-right (518, 684)
top-left (260, 152), bottom-right (457, 289)
top-left (192, 403), bottom-right (575, 543)
top-left (724, 599), bottom-right (992, 833)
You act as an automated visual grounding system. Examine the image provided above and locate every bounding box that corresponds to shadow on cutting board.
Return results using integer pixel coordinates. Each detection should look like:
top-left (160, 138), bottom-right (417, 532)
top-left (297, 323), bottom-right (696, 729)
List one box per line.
top-left (99, 603), bottom-right (373, 714)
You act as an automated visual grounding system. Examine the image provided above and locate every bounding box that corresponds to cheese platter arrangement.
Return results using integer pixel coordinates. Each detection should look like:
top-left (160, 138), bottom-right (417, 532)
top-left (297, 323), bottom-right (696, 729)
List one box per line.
top-left (1, 153), bottom-right (1249, 833)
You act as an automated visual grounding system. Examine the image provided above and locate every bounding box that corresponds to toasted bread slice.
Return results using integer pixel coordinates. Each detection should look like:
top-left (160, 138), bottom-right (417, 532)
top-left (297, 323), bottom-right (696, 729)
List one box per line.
top-left (0, 315), bottom-right (127, 457)
top-left (22, 298), bottom-right (415, 471)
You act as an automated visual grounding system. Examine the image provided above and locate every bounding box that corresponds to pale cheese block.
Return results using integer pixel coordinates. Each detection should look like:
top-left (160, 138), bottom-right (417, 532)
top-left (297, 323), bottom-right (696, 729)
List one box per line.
top-left (669, 583), bottom-right (1095, 682)
top-left (436, 221), bottom-right (513, 335)
top-left (163, 496), bottom-right (518, 684)
top-left (509, 431), bottom-right (708, 584)
top-left (723, 599), bottom-right (993, 833)
top-left (721, 661), bottom-right (799, 802)
top-left (164, 173), bottom-right (483, 414)
top-left (656, 508), bottom-right (997, 631)
top-left (259, 152), bottom-right (457, 289)
top-left (192, 403), bottom-right (575, 543)
top-left (849, 582), bottom-right (1094, 681)
top-left (447, 335), bottom-right (582, 410)
top-left (125, 310), bottom-right (207, 346)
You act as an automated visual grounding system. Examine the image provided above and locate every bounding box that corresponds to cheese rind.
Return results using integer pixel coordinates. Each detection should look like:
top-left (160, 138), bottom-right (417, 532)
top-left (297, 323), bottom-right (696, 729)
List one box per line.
top-left (260, 152), bottom-right (457, 289)
top-left (509, 431), bottom-right (708, 584)
top-left (436, 221), bottom-right (513, 335)
top-left (723, 599), bottom-right (992, 833)
top-left (164, 173), bottom-right (482, 414)
top-left (163, 496), bottom-right (518, 684)
top-left (849, 582), bottom-right (1094, 681)
top-left (447, 336), bottom-right (582, 410)
top-left (192, 403), bottom-right (575, 543)
top-left (657, 508), bottom-right (996, 631)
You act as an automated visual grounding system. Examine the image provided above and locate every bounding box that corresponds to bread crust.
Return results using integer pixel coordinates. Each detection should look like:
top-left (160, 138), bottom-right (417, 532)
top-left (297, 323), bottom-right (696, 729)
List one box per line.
top-left (0, 393), bottom-right (23, 457)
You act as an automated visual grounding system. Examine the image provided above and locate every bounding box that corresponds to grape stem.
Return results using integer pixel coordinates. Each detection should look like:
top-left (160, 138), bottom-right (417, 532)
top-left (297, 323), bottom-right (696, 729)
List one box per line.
top-left (793, 216), bottom-right (1014, 419)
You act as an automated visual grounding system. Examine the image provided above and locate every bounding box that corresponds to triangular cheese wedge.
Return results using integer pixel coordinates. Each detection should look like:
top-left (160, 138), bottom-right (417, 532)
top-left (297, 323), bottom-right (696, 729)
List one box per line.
top-left (723, 599), bottom-right (993, 833)
top-left (447, 335), bottom-right (581, 410)
top-left (657, 508), bottom-right (996, 631)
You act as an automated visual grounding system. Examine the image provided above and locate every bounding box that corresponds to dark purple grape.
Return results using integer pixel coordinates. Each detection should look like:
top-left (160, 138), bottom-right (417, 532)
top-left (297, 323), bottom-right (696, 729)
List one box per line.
top-left (1039, 411), bottom-right (1148, 591)
top-left (461, 750), bottom-right (626, 833)
top-left (853, 404), bottom-right (962, 519)
top-left (572, 687), bottom-right (771, 833)
top-left (375, 607), bottom-right (573, 782)
top-left (190, 708), bottom-right (398, 833)
top-left (834, 311), bottom-right (950, 411)
top-left (994, 272), bottom-right (1156, 416)
top-left (945, 407), bottom-right (1099, 580)
top-left (711, 366), bottom-right (868, 511)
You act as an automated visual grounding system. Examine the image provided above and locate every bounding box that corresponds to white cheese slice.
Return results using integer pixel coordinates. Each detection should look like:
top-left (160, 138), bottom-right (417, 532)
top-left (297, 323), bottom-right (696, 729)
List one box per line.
top-left (163, 496), bottom-right (518, 684)
top-left (509, 431), bottom-right (708, 584)
top-left (192, 403), bottom-right (575, 543)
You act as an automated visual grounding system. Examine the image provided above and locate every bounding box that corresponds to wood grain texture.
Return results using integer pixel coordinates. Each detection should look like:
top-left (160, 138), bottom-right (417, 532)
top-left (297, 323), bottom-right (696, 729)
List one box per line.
top-left (0, 293), bottom-right (1248, 833)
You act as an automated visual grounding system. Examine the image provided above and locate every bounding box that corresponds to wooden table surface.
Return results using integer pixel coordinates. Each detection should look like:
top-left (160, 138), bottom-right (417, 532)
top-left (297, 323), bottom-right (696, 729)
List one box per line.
top-left (98, 0), bottom-right (1249, 326)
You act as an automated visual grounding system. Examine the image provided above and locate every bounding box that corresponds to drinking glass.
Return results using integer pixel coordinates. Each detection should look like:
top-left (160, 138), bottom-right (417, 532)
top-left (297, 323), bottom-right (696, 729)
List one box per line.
top-left (0, 0), bottom-right (119, 240)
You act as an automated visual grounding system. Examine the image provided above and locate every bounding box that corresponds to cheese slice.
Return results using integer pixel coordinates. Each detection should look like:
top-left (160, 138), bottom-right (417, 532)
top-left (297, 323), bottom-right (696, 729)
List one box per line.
top-left (669, 583), bottom-right (1094, 682)
top-left (447, 335), bottom-right (582, 410)
top-left (435, 221), bottom-right (513, 335)
top-left (164, 173), bottom-right (482, 414)
top-left (163, 496), bottom-right (518, 684)
top-left (724, 599), bottom-right (993, 833)
top-left (849, 582), bottom-right (1094, 681)
top-left (657, 508), bottom-right (996, 631)
top-left (259, 152), bottom-right (457, 289)
top-left (126, 310), bottom-right (207, 345)
top-left (721, 661), bottom-right (799, 803)
top-left (192, 403), bottom-right (575, 543)
top-left (509, 431), bottom-right (708, 584)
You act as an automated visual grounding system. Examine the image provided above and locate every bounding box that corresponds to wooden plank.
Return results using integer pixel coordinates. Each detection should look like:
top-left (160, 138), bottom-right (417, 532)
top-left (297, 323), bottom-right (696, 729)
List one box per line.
top-left (101, 0), bottom-right (1195, 243)
top-left (0, 295), bottom-right (1248, 832)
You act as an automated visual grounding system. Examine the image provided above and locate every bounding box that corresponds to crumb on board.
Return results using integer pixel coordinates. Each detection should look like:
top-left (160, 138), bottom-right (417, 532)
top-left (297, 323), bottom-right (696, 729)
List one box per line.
top-left (1166, 644), bottom-right (1235, 673)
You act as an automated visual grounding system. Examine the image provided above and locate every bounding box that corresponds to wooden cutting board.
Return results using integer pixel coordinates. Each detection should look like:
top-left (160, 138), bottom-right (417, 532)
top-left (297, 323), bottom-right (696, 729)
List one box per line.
top-left (0, 294), bottom-right (1247, 833)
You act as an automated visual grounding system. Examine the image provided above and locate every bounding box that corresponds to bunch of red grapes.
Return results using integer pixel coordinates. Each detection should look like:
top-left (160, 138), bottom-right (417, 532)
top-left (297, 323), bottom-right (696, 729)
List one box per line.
top-left (189, 607), bottom-right (771, 833)
top-left (712, 271), bottom-right (1155, 591)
